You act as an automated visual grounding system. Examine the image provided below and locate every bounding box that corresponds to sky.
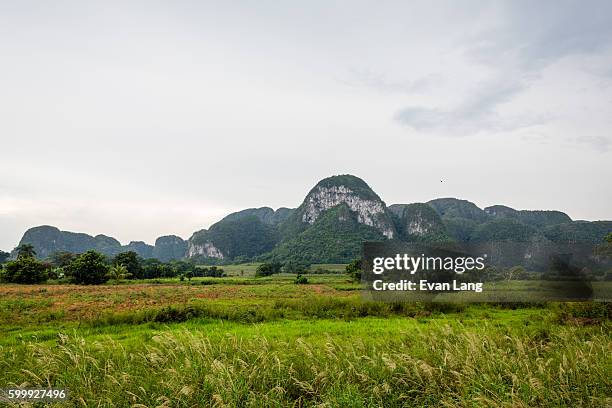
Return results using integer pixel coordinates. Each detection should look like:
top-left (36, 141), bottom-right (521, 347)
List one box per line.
top-left (1, 0), bottom-right (612, 250)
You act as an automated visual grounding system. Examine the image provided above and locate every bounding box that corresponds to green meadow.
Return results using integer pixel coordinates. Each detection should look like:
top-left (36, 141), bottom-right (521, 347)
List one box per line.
top-left (0, 269), bottom-right (610, 407)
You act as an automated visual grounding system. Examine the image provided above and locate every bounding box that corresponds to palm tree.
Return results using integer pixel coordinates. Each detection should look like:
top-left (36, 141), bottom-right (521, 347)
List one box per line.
top-left (15, 244), bottom-right (36, 259)
top-left (107, 264), bottom-right (131, 283)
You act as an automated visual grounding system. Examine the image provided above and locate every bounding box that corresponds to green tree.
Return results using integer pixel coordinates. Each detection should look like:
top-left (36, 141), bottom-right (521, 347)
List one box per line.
top-left (0, 250), bottom-right (10, 264)
top-left (200, 266), bottom-right (225, 277)
top-left (15, 243), bottom-right (36, 259)
top-left (594, 233), bottom-right (612, 260)
top-left (346, 259), bottom-right (362, 282)
top-left (282, 261), bottom-right (309, 274)
top-left (67, 251), bottom-right (109, 285)
top-left (172, 260), bottom-right (195, 277)
top-left (107, 264), bottom-right (131, 283)
top-left (294, 274), bottom-right (308, 284)
top-left (503, 266), bottom-right (529, 280)
top-left (48, 251), bottom-right (76, 267)
top-left (1, 257), bottom-right (49, 284)
top-left (255, 262), bottom-right (282, 277)
top-left (113, 251), bottom-right (142, 279)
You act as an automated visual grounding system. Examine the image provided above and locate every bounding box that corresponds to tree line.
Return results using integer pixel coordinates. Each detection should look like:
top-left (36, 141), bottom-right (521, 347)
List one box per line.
top-left (0, 244), bottom-right (225, 285)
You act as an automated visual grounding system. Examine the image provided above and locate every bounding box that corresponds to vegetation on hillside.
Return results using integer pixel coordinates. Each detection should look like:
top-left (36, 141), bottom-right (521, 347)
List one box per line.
top-left (265, 204), bottom-right (386, 264)
top-left (9, 175), bottom-right (611, 266)
top-left (190, 215), bottom-right (280, 260)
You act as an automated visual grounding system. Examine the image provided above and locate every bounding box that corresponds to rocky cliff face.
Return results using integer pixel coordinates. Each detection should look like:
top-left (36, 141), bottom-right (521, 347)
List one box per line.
top-left (186, 239), bottom-right (224, 259)
top-left (297, 176), bottom-right (396, 239)
top-left (302, 185), bottom-right (394, 238)
top-left (262, 175), bottom-right (397, 263)
top-left (186, 214), bottom-right (279, 261)
top-left (389, 203), bottom-right (449, 241)
top-left (124, 241), bottom-right (154, 258)
top-left (153, 235), bottom-right (187, 262)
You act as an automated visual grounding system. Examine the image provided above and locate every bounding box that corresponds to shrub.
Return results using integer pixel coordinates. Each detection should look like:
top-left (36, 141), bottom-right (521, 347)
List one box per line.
top-left (200, 266), bottom-right (225, 277)
top-left (282, 261), bottom-right (309, 274)
top-left (112, 251), bottom-right (143, 279)
top-left (346, 259), bottom-right (362, 282)
top-left (255, 262), bottom-right (282, 277)
top-left (0, 250), bottom-right (11, 264)
top-left (1, 257), bottom-right (49, 284)
top-left (67, 251), bottom-right (109, 285)
top-left (294, 274), bottom-right (308, 284)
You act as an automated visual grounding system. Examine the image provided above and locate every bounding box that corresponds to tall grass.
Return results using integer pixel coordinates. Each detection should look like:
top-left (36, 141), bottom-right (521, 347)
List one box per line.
top-left (1, 322), bottom-right (609, 407)
top-left (89, 298), bottom-right (462, 327)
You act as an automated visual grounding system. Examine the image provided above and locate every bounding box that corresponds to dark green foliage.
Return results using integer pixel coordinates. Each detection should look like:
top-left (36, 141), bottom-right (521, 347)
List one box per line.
top-left (509, 207), bottom-right (571, 227)
top-left (266, 204), bottom-right (386, 264)
top-left (470, 218), bottom-right (543, 243)
top-left (593, 236), bottom-right (612, 260)
top-left (67, 251), bottom-right (109, 285)
top-left (1, 257), bottom-right (49, 283)
top-left (554, 302), bottom-right (611, 322)
top-left (442, 216), bottom-right (479, 241)
top-left (221, 207), bottom-right (294, 226)
top-left (0, 250), bottom-right (10, 264)
top-left (543, 221), bottom-right (612, 244)
top-left (309, 266), bottom-right (334, 274)
top-left (346, 259), bottom-right (362, 282)
top-left (190, 215), bottom-right (280, 261)
top-left (172, 260), bottom-right (195, 275)
top-left (15, 243), bottom-right (36, 259)
top-left (426, 199), bottom-right (490, 242)
top-left (389, 203), bottom-right (451, 242)
top-left (48, 251), bottom-right (76, 267)
top-left (294, 274), bottom-right (308, 284)
top-left (153, 235), bottom-right (187, 262)
top-left (141, 259), bottom-right (177, 279)
top-left (427, 198), bottom-right (490, 222)
top-left (199, 266), bottom-right (225, 277)
top-left (485, 205), bottom-right (572, 228)
top-left (255, 262), bottom-right (282, 277)
top-left (282, 261), bottom-right (309, 274)
top-left (122, 241), bottom-right (154, 258)
top-left (113, 251), bottom-right (143, 279)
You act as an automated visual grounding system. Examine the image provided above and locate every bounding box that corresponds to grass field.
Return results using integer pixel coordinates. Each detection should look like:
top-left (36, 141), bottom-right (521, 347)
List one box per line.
top-left (0, 269), bottom-right (610, 407)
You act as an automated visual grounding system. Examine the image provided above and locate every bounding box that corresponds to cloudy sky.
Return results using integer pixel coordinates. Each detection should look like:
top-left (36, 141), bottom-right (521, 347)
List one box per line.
top-left (1, 0), bottom-right (611, 250)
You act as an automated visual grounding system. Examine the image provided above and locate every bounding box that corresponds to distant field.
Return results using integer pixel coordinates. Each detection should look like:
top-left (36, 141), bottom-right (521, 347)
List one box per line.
top-left (0, 270), bottom-right (610, 407)
top-left (196, 263), bottom-right (348, 277)
top-left (202, 262), bottom-right (261, 276)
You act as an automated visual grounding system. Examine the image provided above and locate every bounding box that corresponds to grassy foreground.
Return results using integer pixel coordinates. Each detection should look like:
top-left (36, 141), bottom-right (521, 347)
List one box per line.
top-left (0, 273), bottom-right (610, 407)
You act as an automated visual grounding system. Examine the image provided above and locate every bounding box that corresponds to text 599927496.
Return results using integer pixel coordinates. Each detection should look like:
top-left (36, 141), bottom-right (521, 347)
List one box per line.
top-left (1, 388), bottom-right (68, 402)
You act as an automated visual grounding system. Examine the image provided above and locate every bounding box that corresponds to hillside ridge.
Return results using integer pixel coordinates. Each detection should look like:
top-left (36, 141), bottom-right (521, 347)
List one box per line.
top-left (11, 174), bottom-right (610, 263)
